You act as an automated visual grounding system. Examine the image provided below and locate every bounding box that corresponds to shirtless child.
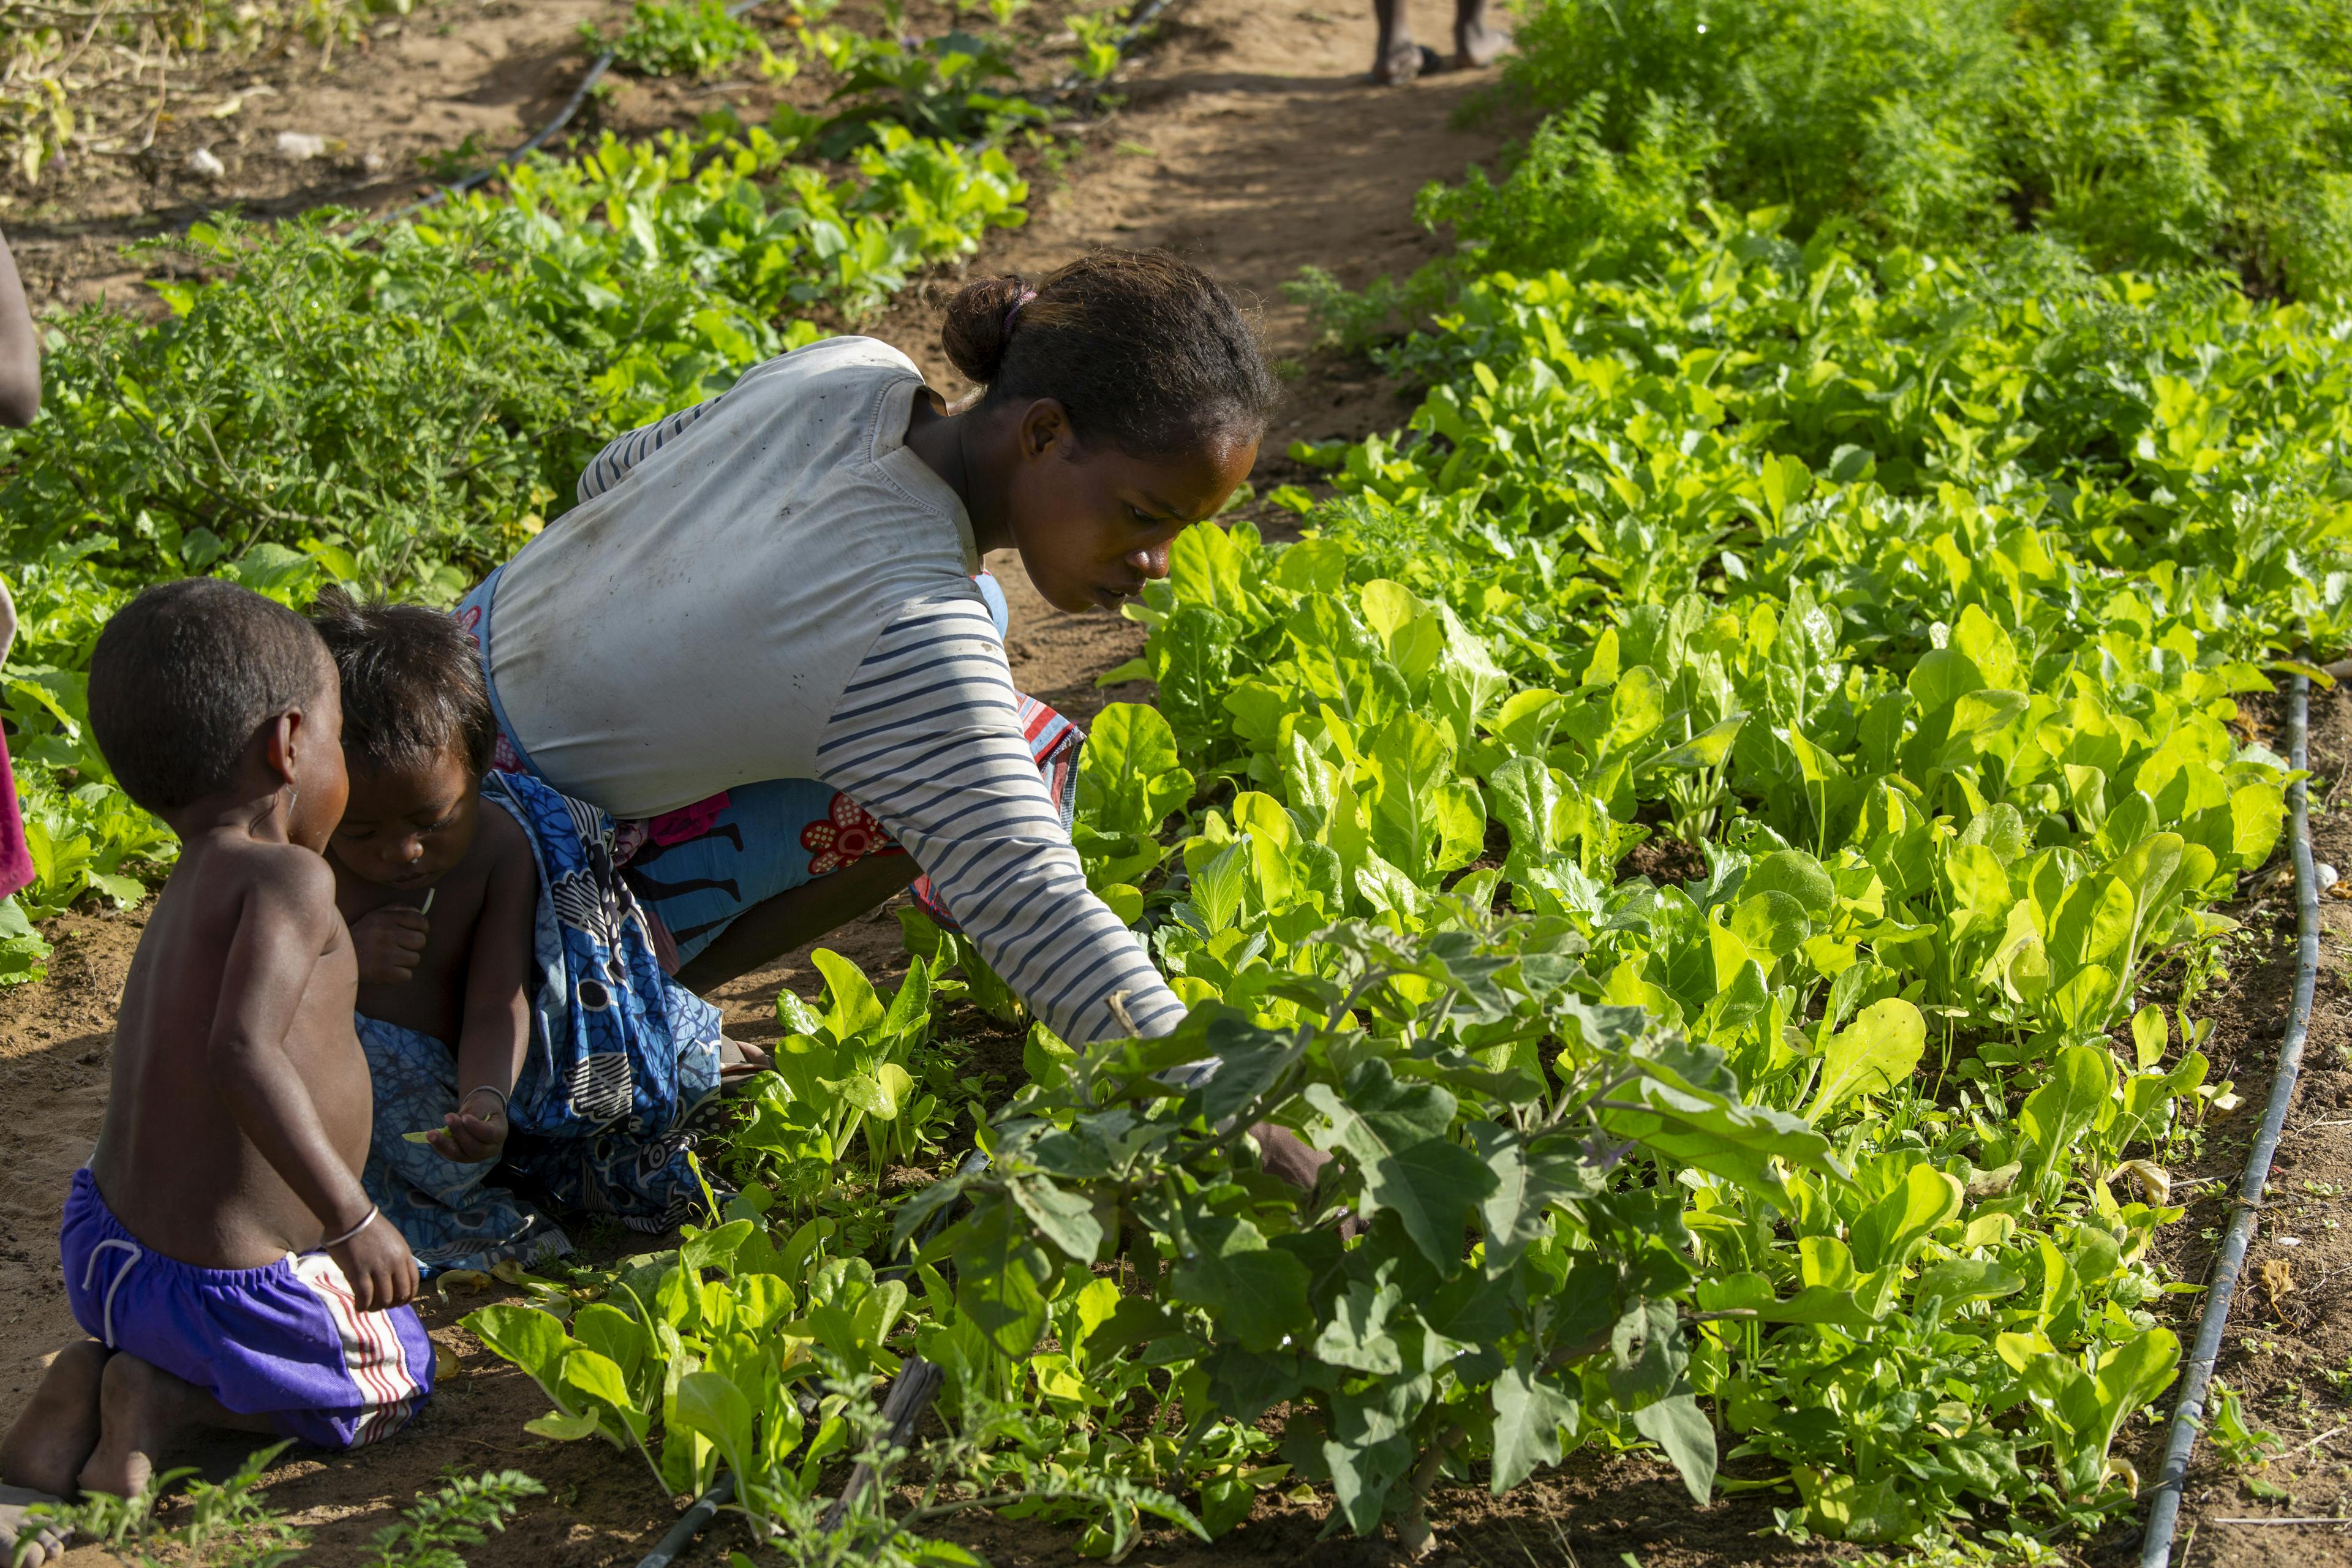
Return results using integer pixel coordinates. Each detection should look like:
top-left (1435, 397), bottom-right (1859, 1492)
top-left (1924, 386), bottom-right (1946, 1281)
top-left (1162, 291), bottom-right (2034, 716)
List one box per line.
top-left (314, 591), bottom-right (750, 1275)
top-left (310, 590), bottom-right (539, 1197)
top-left (0, 581), bottom-right (431, 1565)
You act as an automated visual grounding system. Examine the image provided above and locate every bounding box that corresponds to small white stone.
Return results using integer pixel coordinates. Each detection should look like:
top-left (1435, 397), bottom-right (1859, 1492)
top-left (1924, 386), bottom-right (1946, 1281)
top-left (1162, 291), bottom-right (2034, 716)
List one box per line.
top-left (361, 148), bottom-right (388, 175)
top-left (2318, 862), bottom-right (2340, 893)
top-left (184, 146), bottom-right (225, 179)
top-left (274, 130), bottom-right (328, 161)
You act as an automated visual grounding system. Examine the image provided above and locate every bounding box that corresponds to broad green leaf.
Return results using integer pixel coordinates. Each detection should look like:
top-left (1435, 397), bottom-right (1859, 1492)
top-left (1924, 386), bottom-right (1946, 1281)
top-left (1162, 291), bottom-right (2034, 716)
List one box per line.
top-left (1306, 1060), bottom-right (1495, 1268)
top-left (1745, 848), bottom-right (1833, 916)
top-left (1491, 1356), bottom-right (1579, 1493)
top-left (1806, 998), bottom-right (1926, 1118)
top-left (524, 1409), bottom-right (606, 1442)
top-left (1078, 702), bottom-right (1194, 838)
top-left (1913, 1258), bottom-right (2025, 1305)
top-left (678, 1219), bottom-right (753, 1273)
top-left (1312, 1281), bottom-right (1404, 1375)
top-left (1168, 1213), bottom-right (1311, 1353)
top-left (1632, 1389), bottom-right (1717, 1504)
top-left (2020, 1044), bottom-right (2113, 1196)
top-left (1849, 1164), bottom-right (1962, 1276)
top-left (1604, 665), bottom-right (1667, 754)
top-left (571, 1302), bottom-right (648, 1382)
top-left (1655, 712), bottom-right (1747, 773)
top-left (812, 948), bottom-right (885, 1038)
top-left (1009, 1174), bottom-right (1104, 1264)
top-left (1487, 755), bottom-right (1560, 859)
top-left (464, 1303), bottom-right (568, 1389)
top-left (1600, 1070), bottom-right (1846, 1195)
top-left (1729, 890), bottom-right (1810, 959)
top-left (562, 1348), bottom-right (635, 1414)
top-left (672, 1370), bottom-right (756, 1486)
top-left (953, 1204), bottom-right (1052, 1359)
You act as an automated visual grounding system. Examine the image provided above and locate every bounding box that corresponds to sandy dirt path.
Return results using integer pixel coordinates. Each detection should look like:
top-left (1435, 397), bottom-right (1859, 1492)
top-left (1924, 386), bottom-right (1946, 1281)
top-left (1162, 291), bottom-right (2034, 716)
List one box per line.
top-left (0, 2), bottom-right (1517, 1562)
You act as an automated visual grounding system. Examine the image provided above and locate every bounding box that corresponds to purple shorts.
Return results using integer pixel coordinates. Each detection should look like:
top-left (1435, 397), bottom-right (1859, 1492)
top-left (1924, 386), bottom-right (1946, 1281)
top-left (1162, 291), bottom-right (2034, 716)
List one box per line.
top-left (61, 1167), bottom-right (434, 1450)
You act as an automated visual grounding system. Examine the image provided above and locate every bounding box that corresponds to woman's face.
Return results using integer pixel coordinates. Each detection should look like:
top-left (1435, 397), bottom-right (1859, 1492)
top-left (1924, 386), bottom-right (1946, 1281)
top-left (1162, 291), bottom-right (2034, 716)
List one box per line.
top-left (1003, 402), bottom-right (1259, 614)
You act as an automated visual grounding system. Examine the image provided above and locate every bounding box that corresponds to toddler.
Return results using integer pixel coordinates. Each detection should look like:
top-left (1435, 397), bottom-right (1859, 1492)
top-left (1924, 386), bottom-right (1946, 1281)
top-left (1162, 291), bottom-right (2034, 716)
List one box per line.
top-left (0, 581), bottom-right (429, 1561)
top-left (311, 590), bottom-right (743, 1276)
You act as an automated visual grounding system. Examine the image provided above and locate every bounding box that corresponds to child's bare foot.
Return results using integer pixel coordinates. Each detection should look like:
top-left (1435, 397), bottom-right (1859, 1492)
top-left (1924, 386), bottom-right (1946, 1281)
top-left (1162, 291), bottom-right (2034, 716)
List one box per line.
top-left (1, 1341), bottom-right (110, 1498)
top-left (77, 1352), bottom-right (266, 1501)
top-left (0, 1485), bottom-right (72, 1565)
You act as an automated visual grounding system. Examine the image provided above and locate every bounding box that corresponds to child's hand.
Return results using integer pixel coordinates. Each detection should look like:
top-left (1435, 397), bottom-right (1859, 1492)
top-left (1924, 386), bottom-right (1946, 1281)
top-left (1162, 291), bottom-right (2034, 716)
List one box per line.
top-left (330, 1212), bottom-right (419, 1311)
top-left (352, 904), bottom-right (429, 986)
top-left (428, 1089), bottom-right (510, 1164)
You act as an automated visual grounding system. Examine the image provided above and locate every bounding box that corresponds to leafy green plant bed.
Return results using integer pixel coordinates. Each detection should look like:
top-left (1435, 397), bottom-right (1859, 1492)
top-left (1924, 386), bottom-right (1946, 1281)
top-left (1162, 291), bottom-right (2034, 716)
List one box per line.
top-left (1486, 0), bottom-right (2352, 303)
top-left (455, 204), bottom-right (2350, 1561)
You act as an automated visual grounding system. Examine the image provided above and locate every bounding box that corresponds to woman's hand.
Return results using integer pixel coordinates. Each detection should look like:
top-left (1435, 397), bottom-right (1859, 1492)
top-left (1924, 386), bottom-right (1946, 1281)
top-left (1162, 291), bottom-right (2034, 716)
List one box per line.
top-left (428, 1088), bottom-right (510, 1164)
top-left (352, 904), bottom-right (429, 986)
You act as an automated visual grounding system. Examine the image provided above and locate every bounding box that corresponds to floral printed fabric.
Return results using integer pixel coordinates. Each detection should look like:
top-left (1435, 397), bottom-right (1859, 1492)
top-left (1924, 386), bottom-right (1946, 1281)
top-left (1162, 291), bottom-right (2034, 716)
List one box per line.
top-left (801, 792), bottom-right (895, 876)
top-left (486, 769), bottom-right (724, 1142)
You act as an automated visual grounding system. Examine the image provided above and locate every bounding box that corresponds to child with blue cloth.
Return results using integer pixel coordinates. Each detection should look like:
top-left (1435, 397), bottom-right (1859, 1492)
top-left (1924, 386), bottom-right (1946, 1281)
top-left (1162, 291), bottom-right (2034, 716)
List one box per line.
top-left (309, 590), bottom-right (756, 1278)
top-left (0, 581), bottom-right (431, 1562)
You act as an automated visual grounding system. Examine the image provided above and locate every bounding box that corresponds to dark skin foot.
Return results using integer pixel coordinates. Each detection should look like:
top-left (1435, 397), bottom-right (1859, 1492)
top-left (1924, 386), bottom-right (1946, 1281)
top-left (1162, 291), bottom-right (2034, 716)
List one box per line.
top-left (1, 1341), bottom-right (111, 1498)
top-left (77, 1354), bottom-right (273, 1502)
top-left (1373, 36), bottom-right (1425, 83)
top-left (0, 1340), bottom-right (110, 1564)
top-left (0, 1486), bottom-right (71, 1566)
top-left (717, 1034), bottom-right (773, 1085)
top-left (1370, 0), bottom-right (1424, 82)
top-left (1454, 0), bottom-right (1506, 69)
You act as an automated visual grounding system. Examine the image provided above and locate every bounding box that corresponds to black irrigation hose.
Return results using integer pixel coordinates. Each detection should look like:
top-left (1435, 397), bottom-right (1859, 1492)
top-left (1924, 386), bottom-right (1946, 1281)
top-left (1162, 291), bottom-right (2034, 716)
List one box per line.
top-left (2138, 668), bottom-right (2320, 1567)
top-left (637, 1470), bottom-right (737, 1568)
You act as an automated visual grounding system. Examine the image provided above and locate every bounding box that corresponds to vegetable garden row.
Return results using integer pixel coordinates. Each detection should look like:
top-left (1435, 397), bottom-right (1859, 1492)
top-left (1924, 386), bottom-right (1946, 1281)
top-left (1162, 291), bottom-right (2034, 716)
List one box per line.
top-left (9, 0), bottom-right (2352, 1561)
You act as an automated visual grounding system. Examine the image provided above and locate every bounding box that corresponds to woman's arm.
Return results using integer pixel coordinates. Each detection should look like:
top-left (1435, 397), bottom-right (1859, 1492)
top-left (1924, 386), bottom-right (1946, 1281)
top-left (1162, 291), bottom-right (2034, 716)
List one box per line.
top-left (0, 229), bottom-right (40, 428)
top-left (816, 595), bottom-right (1188, 1047)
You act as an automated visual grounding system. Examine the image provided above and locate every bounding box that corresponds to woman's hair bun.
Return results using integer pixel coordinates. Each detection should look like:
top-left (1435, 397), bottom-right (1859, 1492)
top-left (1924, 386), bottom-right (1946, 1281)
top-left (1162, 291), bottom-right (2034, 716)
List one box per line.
top-left (940, 274), bottom-right (1033, 386)
top-left (938, 249), bottom-right (1280, 458)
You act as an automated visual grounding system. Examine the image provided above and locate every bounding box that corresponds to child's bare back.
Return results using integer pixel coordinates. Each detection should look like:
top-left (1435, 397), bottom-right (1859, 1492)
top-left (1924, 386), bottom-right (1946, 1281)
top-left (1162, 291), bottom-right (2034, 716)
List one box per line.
top-left (0, 581), bottom-right (430, 1566)
top-left (94, 833), bottom-right (369, 1268)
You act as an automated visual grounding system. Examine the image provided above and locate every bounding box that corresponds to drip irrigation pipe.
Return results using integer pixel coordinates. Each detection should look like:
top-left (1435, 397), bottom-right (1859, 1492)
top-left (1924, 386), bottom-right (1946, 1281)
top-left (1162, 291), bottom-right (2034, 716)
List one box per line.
top-left (817, 1355), bottom-right (949, 1533)
top-left (636, 1469), bottom-right (736, 1568)
top-left (2138, 668), bottom-right (2320, 1568)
